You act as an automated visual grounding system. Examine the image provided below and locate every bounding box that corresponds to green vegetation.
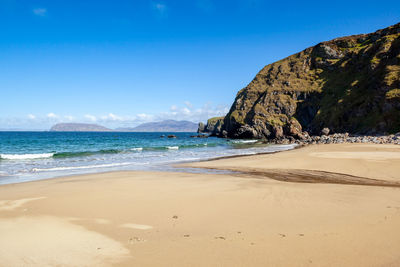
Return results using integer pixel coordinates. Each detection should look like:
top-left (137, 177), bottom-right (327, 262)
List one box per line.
top-left (371, 56), bottom-right (380, 64)
top-left (207, 116), bottom-right (224, 125)
top-left (384, 65), bottom-right (400, 86)
top-left (217, 23), bottom-right (400, 138)
top-left (386, 89), bottom-right (400, 100)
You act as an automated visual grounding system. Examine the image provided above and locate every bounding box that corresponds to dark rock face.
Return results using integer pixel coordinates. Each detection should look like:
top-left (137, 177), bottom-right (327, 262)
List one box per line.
top-left (198, 117), bottom-right (225, 136)
top-left (212, 23), bottom-right (400, 139)
top-left (197, 122), bottom-right (205, 133)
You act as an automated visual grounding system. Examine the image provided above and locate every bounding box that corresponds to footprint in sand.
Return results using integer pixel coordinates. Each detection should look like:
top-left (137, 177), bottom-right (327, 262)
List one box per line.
top-left (0, 197), bottom-right (46, 211)
top-left (128, 237), bottom-right (146, 244)
top-left (215, 236), bottom-right (226, 240)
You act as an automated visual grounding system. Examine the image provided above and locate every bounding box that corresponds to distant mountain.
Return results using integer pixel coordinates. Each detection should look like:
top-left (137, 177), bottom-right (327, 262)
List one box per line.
top-left (50, 123), bottom-right (111, 132)
top-left (116, 120), bottom-right (198, 132)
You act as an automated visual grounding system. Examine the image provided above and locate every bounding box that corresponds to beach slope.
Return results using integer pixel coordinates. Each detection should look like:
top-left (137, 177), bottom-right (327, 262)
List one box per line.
top-left (0, 144), bottom-right (400, 266)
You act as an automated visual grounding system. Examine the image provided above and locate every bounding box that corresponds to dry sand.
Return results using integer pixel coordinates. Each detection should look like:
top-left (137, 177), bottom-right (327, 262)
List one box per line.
top-left (0, 143), bottom-right (400, 266)
top-left (184, 143), bottom-right (400, 184)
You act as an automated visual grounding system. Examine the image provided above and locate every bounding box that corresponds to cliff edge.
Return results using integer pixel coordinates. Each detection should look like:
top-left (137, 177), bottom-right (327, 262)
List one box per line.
top-left (204, 23), bottom-right (400, 139)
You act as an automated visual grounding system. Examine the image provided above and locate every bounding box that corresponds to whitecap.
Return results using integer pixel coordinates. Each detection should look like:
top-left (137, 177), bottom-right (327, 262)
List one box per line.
top-left (167, 146), bottom-right (179, 150)
top-left (231, 140), bottom-right (259, 144)
top-left (0, 153), bottom-right (54, 160)
top-left (32, 162), bottom-right (132, 172)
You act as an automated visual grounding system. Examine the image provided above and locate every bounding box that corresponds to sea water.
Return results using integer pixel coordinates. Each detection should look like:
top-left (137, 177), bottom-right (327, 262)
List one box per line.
top-left (0, 131), bottom-right (296, 185)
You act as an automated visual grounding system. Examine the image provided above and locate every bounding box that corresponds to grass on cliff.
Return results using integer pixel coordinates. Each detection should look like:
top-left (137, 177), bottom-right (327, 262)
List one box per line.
top-left (386, 89), bottom-right (400, 99)
top-left (207, 116), bottom-right (224, 126)
top-left (224, 24), bottom-right (400, 135)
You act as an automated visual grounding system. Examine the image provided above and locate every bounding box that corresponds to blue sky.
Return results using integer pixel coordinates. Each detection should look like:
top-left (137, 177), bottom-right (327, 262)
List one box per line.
top-left (1, 0), bottom-right (399, 129)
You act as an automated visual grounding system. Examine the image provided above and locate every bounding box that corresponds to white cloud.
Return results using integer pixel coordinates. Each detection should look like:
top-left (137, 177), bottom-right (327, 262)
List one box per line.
top-left (136, 113), bottom-right (154, 121)
top-left (84, 114), bottom-right (97, 122)
top-left (33, 8), bottom-right (47, 16)
top-left (0, 102), bottom-right (229, 130)
top-left (182, 107), bottom-right (191, 115)
top-left (152, 2), bottom-right (167, 15)
top-left (109, 113), bottom-right (122, 121)
top-left (64, 115), bottom-right (74, 121)
top-left (101, 113), bottom-right (123, 121)
top-left (47, 113), bottom-right (58, 119)
top-left (157, 102), bottom-right (229, 123)
top-left (184, 101), bottom-right (193, 108)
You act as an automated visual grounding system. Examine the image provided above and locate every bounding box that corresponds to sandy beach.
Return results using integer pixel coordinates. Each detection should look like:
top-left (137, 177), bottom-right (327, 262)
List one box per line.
top-left (1, 143), bottom-right (400, 266)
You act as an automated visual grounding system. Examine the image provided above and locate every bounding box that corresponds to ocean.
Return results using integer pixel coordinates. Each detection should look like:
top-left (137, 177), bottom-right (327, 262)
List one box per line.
top-left (0, 131), bottom-right (296, 185)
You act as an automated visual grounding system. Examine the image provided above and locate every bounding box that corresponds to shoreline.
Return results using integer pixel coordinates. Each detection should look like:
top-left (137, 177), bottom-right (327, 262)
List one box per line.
top-left (2, 132), bottom-right (399, 187)
top-left (1, 143), bottom-right (400, 266)
top-left (0, 143), bottom-right (297, 186)
top-left (2, 142), bottom-right (399, 188)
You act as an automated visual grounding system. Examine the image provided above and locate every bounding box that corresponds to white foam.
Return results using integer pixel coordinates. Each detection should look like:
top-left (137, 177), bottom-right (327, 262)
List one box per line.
top-left (231, 140), bottom-right (259, 144)
top-left (32, 162), bottom-right (132, 172)
top-left (131, 147), bottom-right (143, 152)
top-left (0, 153), bottom-right (54, 160)
top-left (167, 146), bottom-right (179, 150)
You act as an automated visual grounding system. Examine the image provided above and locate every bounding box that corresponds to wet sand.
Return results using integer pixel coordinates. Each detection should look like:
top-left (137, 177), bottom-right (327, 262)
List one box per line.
top-left (0, 144), bottom-right (400, 266)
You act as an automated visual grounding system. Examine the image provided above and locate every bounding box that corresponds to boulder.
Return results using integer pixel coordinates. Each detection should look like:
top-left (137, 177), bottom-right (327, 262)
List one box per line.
top-left (321, 128), bottom-right (330, 136)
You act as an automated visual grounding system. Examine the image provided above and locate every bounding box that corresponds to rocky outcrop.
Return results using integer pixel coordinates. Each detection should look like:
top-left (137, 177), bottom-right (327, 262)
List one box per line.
top-left (197, 122), bottom-right (206, 133)
top-left (198, 117), bottom-right (226, 136)
top-left (211, 23), bottom-right (400, 139)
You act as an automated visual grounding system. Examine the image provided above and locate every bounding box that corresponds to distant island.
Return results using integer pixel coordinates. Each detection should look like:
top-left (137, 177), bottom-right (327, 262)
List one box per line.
top-left (50, 123), bottom-right (112, 132)
top-left (116, 120), bottom-right (198, 132)
top-left (49, 120), bottom-right (198, 132)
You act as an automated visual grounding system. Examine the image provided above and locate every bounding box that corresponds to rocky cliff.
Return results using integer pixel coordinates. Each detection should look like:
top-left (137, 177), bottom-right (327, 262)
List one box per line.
top-left (198, 117), bottom-right (224, 135)
top-left (209, 23), bottom-right (400, 139)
